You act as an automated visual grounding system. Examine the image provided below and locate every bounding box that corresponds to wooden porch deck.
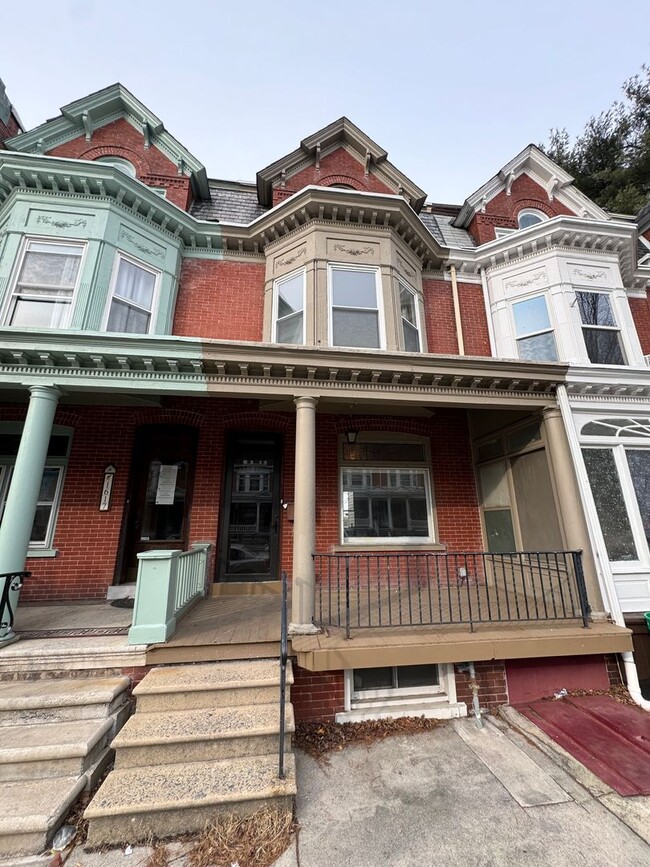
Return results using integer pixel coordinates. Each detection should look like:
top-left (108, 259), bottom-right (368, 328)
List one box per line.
top-left (146, 593), bottom-right (284, 664)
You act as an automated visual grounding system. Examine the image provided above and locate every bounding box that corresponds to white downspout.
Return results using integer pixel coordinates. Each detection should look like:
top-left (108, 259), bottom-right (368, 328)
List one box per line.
top-left (557, 383), bottom-right (650, 712)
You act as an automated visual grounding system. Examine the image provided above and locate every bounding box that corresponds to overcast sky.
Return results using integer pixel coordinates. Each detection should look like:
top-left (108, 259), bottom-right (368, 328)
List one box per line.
top-left (2, 0), bottom-right (649, 204)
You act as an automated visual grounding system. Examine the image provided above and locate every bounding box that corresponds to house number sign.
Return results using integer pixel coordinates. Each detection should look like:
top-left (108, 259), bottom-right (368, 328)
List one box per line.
top-left (99, 465), bottom-right (116, 511)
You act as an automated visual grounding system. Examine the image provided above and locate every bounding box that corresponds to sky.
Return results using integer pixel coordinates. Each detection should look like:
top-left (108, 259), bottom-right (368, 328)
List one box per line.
top-left (2, 0), bottom-right (649, 204)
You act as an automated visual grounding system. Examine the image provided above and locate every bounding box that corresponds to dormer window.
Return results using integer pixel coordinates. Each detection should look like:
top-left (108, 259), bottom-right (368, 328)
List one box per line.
top-left (517, 209), bottom-right (547, 230)
top-left (96, 156), bottom-right (137, 178)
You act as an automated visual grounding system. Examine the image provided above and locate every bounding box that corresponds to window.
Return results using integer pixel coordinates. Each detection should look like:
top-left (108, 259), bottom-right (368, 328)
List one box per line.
top-left (512, 295), bottom-right (558, 361)
top-left (96, 156), bottom-right (137, 177)
top-left (0, 429), bottom-right (71, 550)
top-left (340, 437), bottom-right (433, 544)
top-left (329, 265), bottom-right (383, 349)
top-left (494, 227), bottom-right (516, 239)
top-left (273, 269), bottom-right (305, 345)
top-left (517, 209), bottom-right (546, 229)
top-left (582, 448), bottom-right (637, 561)
top-left (576, 291), bottom-right (625, 365)
top-left (398, 281), bottom-right (421, 351)
top-left (4, 239), bottom-right (84, 328)
top-left (105, 255), bottom-right (159, 334)
top-left (352, 664), bottom-right (440, 699)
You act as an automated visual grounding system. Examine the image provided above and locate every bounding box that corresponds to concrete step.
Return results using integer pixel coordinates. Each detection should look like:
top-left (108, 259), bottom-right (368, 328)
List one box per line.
top-left (0, 714), bottom-right (121, 782)
top-left (85, 752), bottom-right (296, 847)
top-left (0, 676), bottom-right (130, 726)
top-left (0, 775), bottom-right (86, 857)
top-left (114, 702), bottom-right (295, 768)
top-left (134, 659), bottom-right (293, 712)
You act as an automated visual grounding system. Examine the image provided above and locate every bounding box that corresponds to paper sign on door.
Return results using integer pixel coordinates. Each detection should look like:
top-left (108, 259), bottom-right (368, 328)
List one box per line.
top-left (155, 464), bottom-right (178, 505)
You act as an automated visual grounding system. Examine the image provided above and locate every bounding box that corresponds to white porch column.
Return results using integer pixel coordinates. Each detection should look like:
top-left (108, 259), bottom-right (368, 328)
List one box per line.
top-left (542, 405), bottom-right (606, 620)
top-left (290, 395), bottom-right (319, 633)
top-left (0, 385), bottom-right (61, 643)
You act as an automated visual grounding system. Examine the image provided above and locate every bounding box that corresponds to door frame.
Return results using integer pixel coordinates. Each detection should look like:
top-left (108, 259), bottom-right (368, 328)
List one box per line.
top-left (216, 431), bottom-right (283, 583)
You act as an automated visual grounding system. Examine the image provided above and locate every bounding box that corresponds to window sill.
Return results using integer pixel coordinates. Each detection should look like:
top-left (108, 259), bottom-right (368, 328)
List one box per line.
top-left (26, 548), bottom-right (59, 559)
top-left (333, 543), bottom-right (446, 553)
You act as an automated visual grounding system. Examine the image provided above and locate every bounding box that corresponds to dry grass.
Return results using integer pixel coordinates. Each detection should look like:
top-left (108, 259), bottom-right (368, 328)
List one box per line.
top-left (294, 716), bottom-right (446, 762)
top-left (185, 807), bottom-right (296, 867)
top-left (143, 840), bottom-right (172, 867)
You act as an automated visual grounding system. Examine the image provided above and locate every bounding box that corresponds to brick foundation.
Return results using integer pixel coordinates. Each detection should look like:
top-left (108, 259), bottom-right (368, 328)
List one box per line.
top-left (455, 660), bottom-right (508, 708)
top-left (291, 665), bottom-right (345, 722)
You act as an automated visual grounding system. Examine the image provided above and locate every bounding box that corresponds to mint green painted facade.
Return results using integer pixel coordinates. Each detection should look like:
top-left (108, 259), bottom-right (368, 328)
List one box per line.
top-left (0, 191), bottom-right (183, 335)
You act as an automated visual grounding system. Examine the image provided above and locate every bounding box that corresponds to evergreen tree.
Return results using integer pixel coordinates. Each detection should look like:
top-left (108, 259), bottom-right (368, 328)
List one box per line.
top-left (543, 66), bottom-right (650, 214)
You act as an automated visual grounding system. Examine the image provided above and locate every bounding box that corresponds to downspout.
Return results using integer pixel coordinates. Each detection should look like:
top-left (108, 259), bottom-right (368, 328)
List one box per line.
top-left (449, 265), bottom-right (465, 356)
top-left (479, 266), bottom-right (497, 355)
top-left (556, 384), bottom-right (650, 712)
top-left (457, 662), bottom-right (483, 727)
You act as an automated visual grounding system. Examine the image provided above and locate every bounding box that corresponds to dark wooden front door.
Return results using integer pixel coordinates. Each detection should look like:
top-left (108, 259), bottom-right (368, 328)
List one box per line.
top-left (217, 433), bottom-right (282, 582)
top-left (119, 424), bottom-right (197, 583)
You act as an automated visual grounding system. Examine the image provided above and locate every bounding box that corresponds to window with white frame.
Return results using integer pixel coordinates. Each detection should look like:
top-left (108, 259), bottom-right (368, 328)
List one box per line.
top-left (105, 255), bottom-right (159, 334)
top-left (517, 209), bottom-right (547, 230)
top-left (512, 295), bottom-right (558, 362)
top-left (576, 291), bottom-right (625, 365)
top-left (0, 428), bottom-right (71, 550)
top-left (272, 269), bottom-right (305, 345)
top-left (398, 281), bottom-right (421, 352)
top-left (580, 417), bottom-right (650, 564)
top-left (95, 156), bottom-right (137, 177)
top-left (329, 264), bottom-right (383, 349)
top-left (3, 239), bottom-right (84, 328)
top-left (352, 664), bottom-right (440, 699)
top-left (340, 437), bottom-right (434, 544)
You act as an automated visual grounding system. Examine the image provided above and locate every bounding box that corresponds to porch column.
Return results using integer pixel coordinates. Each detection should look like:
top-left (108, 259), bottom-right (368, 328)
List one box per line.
top-left (0, 385), bottom-right (61, 643)
top-left (542, 405), bottom-right (606, 620)
top-left (290, 395), bottom-right (319, 633)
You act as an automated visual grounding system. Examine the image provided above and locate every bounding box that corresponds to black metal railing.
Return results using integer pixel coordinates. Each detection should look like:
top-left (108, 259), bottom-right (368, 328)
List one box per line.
top-left (0, 571), bottom-right (31, 638)
top-left (278, 569), bottom-right (289, 779)
top-left (313, 551), bottom-right (590, 639)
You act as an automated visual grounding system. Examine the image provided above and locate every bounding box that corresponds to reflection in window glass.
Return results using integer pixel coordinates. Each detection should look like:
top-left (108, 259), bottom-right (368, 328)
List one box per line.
top-left (576, 292), bottom-right (625, 365)
top-left (399, 283), bottom-right (420, 351)
top-left (626, 450), bottom-right (650, 551)
top-left (512, 296), bottom-right (557, 362)
top-left (518, 211), bottom-right (545, 229)
top-left (274, 271), bottom-right (304, 344)
top-left (582, 448), bottom-right (636, 560)
top-left (330, 267), bottom-right (380, 348)
top-left (341, 468), bottom-right (430, 540)
top-left (7, 241), bottom-right (84, 328)
top-left (107, 258), bottom-right (157, 334)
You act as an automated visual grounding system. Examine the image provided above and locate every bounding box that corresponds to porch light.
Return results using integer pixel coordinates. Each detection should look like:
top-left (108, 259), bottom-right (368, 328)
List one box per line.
top-left (345, 429), bottom-right (358, 445)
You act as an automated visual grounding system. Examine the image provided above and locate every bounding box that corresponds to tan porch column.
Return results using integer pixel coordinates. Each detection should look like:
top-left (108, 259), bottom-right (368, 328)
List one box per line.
top-left (542, 406), bottom-right (606, 620)
top-left (290, 395), bottom-right (319, 634)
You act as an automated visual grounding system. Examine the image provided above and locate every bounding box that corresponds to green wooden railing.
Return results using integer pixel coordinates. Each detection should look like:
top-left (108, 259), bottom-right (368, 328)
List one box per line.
top-left (127, 543), bottom-right (211, 645)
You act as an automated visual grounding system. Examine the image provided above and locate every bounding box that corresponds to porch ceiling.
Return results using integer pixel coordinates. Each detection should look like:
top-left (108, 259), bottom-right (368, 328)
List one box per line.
top-left (290, 621), bottom-right (632, 672)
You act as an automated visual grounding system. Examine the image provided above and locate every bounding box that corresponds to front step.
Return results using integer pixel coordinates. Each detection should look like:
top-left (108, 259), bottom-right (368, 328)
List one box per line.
top-left (0, 676), bottom-right (130, 726)
top-left (133, 659), bottom-right (293, 711)
top-left (0, 776), bottom-right (86, 858)
top-left (85, 753), bottom-right (296, 847)
top-left (114, 703), bottom-right (294, 767)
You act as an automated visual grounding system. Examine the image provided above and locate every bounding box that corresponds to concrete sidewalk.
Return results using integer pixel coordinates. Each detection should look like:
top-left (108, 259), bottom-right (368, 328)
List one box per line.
top-left (15, 715), bottom-right (648, 867)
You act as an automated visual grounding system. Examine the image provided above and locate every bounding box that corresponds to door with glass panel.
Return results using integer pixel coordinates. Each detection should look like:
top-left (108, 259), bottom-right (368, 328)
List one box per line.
top-left (217, 434), bottom-right (282, 582)
top-left (119, 425), bottom-right (197, 583)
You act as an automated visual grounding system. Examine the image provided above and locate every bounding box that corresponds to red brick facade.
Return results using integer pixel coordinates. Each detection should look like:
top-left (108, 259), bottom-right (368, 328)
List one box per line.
top-left (467, 174), bottom-right (574, 245)
top-left (47, 118), bottom-right (192, 210)
top-left (292, 665), bottom-right (345, 722)
top-left (456, 660), bottom-right (508, 708)
top-left (629, 294), bottom-right (650, 355)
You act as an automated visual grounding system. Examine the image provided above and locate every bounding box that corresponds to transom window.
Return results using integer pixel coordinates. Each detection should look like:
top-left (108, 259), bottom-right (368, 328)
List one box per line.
top-left (340, 437), bottom-right (433, 544)
top-left (0, 428), bottom-right (71, 550)
top-left (576, 291), bottom-right (625, 365)
top-left (273, 269), bottom-right (305, 345)
top-left (4, 239), bottom-right (84, 328)
top-left (329, 265), bottom-right (383, 349)
top-left (105, 255), bottom-right (159, 334)
top-left (399, 281), bottom-right (421, 352)
top-left (512, 295), bottom-right (558, 361)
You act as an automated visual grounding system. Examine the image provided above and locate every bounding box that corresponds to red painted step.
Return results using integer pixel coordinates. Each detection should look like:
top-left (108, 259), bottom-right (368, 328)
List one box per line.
top-left (518, 695), bottom-right (650, 796)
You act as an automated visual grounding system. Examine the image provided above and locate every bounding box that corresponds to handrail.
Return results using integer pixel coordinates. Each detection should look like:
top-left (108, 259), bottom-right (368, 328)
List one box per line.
top-left (278, 569), bottom-right (288, 779)
top-left (0, 571), bottom-right (31, 641)
top-left (313, 550), bottom-right (591, 636)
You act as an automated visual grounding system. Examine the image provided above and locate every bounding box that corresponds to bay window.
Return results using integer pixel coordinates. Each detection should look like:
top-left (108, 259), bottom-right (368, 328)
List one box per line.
top-left (329, 264), bottom-right (383, 349)
top-left (4, 239), bottom-right (84, 328)
top-left (105, 254), bottom-right (159, 334)
top-left (399, 281), bottom-right (421, 352)
top-left (512, 295), bottom-right (558, 362)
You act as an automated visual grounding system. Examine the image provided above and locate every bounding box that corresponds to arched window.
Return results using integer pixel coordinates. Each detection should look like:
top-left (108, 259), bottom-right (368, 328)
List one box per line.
top-left (95, 156), bottom-right (137, 177)
top-left (517, 209), bottom-right (547, 230)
